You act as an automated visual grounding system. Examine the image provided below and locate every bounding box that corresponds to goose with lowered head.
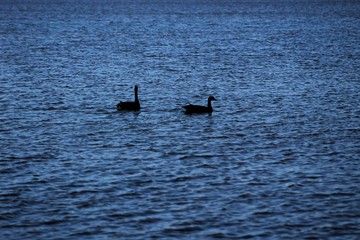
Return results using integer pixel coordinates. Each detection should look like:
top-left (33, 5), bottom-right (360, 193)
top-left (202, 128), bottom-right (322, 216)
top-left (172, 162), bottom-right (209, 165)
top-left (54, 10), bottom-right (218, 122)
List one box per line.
top-left (183, 96), bottom-right (216, 114)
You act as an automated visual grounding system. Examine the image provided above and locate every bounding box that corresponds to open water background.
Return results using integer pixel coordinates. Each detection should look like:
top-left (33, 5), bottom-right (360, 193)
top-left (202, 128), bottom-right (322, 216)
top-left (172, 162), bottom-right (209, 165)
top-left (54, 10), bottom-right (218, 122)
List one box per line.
top-left (1, 0), bottom-right (360, 239)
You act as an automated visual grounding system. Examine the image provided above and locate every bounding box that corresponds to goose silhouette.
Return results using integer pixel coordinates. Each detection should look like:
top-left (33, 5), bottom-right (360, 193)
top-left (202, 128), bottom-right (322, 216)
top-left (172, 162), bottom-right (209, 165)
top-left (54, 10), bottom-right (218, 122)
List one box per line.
top-left (116, 85), bottom-right (140, 111)
top-left (183, 96), bottom-right (216, 114)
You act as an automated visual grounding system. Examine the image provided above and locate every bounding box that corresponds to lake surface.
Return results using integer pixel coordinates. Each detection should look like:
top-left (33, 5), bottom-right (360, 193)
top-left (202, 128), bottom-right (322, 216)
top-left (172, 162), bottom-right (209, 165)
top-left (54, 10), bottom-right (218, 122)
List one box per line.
top-left (1, 0), bottom-right (360, 239)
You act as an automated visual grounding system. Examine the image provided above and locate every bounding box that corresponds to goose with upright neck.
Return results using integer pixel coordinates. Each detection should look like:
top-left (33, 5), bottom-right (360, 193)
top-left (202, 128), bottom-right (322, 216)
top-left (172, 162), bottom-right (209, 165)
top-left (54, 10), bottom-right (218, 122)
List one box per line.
top-left (117, 85), bottom-right (140, 111)
top-left (183, 96), bottom-right (216, 114)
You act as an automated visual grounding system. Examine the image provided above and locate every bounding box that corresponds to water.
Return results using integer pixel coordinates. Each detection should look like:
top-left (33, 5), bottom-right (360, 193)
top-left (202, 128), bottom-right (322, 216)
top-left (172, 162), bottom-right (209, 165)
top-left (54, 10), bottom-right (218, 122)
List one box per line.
top-left (1, 0), bottom-right (360, 239)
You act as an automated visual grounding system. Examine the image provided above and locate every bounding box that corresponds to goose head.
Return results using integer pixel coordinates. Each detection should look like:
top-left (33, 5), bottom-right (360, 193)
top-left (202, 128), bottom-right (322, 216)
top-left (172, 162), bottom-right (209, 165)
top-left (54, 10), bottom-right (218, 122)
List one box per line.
top-left (208, 96), bottom-right (216, 101)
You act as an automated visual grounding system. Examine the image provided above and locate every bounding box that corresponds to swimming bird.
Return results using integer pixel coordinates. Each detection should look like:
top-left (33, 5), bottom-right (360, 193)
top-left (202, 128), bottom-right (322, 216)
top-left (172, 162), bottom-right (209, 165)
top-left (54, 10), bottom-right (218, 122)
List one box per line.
top-left (183, 96), bottom-right (216, 114)
top-left (116, 85), bottom-right (140, 111)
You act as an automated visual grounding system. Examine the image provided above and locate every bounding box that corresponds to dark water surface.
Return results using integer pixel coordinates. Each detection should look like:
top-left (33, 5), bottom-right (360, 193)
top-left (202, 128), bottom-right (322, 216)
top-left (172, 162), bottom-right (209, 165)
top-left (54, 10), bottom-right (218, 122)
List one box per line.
top-left (1, 1), bottom-right (360, 239)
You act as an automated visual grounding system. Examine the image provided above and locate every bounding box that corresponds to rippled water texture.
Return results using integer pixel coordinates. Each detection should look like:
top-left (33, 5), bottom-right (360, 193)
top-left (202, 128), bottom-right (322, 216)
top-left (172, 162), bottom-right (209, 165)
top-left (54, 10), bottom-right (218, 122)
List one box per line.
top-left (1, 0), bottom-right (360, 239)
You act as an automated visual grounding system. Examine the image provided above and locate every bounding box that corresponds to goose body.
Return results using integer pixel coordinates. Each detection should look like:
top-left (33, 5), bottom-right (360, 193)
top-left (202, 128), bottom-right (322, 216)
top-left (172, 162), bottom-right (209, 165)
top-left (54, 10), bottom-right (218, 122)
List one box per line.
top-left (117, 85), bottom-right (140, 111)
top-left (183, 96), bottom-right (216, 114)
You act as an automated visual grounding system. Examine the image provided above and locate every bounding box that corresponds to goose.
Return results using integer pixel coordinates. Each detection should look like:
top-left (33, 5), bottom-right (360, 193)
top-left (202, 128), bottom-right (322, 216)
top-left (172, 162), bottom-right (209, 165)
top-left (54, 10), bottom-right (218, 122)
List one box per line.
top-left (183, 96), bottom-right (216, 114)
top-left (117, 85), bottom-right (140, 111)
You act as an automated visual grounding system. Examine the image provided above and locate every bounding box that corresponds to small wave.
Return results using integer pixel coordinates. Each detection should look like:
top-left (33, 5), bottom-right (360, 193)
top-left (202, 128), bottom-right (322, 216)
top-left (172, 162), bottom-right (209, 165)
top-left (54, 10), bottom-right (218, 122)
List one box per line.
top-left (163, 226), bottom-right (203, 234)
top-left (42, 219), bottom-right (64, 225)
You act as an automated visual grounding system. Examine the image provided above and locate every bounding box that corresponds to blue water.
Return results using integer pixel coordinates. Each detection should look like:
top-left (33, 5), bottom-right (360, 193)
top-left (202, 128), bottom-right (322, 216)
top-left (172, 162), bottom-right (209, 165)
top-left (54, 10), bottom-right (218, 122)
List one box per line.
top-left (1, 1), bottom-right (360, 239)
